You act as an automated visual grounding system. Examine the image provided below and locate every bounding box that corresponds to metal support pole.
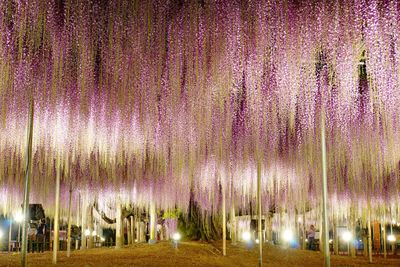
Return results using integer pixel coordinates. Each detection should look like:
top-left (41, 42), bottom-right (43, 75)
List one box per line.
top-left (21, 98), bottom-right (34, 267)
top-left (127, 218), bottom-right (132, 245)
top-left (75, 192), bottom-right (80, 250)
top-left (383, 219), bottom-right (387, 259)
top-left (81, 196), bottom-right (87, 250)
top-left (333, 215), bottom-right (339, 255)
top-left (222, 181), bottom-right (226, 256)
top-left (8, 219), bottom-right (12, 253)
top-left (115, 201), bottom-right (123, 248)
top-left (130, 216), bottom-right (134, 243)
top-left (257, 161), bottom-right (262, 267)
top-left (149, 202), bottom-right (156, 242)
top-left (367, 210), bottom-right (373, 263)
top-left (18, 224), bottom-right (21, 252)
top-left (321, 112), bottom-right (331, 267)
top-left (67, 187), bottom-right (73, 257)
top-left (52, 156), bottom-right (61, 264)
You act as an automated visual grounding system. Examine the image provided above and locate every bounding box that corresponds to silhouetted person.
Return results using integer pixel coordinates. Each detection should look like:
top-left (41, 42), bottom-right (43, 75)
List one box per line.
top-left (36, 219), bottom-right (46, 253)
top-left (307, 225), bottom-right (316, 250)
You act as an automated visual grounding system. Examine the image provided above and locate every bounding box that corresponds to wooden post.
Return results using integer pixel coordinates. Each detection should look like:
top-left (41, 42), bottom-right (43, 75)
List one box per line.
top-left (257, 161), bottom-right (262, 267)
top-left (52, 155), bottom-right (61, 264)
top-left (67, 187), bottom-right (73, 257)
top-left (320, 112), bottom-right (331, 267)
top-left (115, 202), bottom-right (123, 248)
top-left (21, 98), bottom-right (34, 267)
top-left (222, 181), bottom-right (226, 256)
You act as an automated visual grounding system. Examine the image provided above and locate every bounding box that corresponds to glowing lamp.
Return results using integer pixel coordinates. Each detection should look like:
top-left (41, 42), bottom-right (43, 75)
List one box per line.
top-left (242, 231), bottom-right (251, 242)
top-left (14, 212), bottom-right (24, 223)
top-left (172, 232), bottom-right (181, 241)
top-left (329, 239), bottom-right (333, 244)
top-left (282, 229), bottom-right (294, 242)
top-left (100, 237), bottom-right (105, 242)
top-left (255, 239), bottom-right (260, 244)
top-left (342, 231), bottom-right (352, 242)
top-left (84, 229), bottom-right (91, 236)
top-left (388, 234), bottom-right (396, 242)
top-left (92, 230), bottom-right (97, 236)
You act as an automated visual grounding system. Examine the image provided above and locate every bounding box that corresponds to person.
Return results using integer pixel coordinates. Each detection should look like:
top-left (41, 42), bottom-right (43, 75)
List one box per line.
top-left (307, 225), bottom-right (316, 250)
top-left (36, 219), bottom-right (46, 253)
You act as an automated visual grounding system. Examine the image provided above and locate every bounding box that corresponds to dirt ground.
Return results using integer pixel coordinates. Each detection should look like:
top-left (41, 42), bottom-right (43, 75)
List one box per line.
top-left (0, 241), bottom-right (399, 267)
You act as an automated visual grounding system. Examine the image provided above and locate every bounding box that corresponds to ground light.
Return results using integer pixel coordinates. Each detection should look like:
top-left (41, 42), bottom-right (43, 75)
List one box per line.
top-left (84, 229), bottom-right (91, 236)
top-left (14, 212), bottom-right (24, 223)
top-left (172, 232), bottom-right (181, 248)
top-left (342, 231), bottom-right (352, 242)
top-left (342, 230), bottom-right (352, 255)
top-left (282, 229), bottom-right (294, 243)
top-left (388, 234), bottom-right (396, 242)
top-left (242, 231), bottom-right (252, 242)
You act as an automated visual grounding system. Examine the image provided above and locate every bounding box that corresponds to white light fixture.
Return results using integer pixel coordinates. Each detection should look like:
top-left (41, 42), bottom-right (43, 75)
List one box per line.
top-left (84, 229), bottom-right (91, 236)
top-left (242, 231), bottom-right (251, 242)
top-left (92, 230), bottom-right (97, 236)
top-left (388, 234), bottom-right (396, 242)
top-left (282, 229), bottom-right (294, 242)
top-left (329, 239), bottom-right (333, 244)
top-left (172, 232), bottom-right (181, 241)
top-left (100, 237), bottom-right (105, 242)
top-left (255, 239), bottom-right (259, 244)
top-left (342, 231), bottom-right (352, 242)
top-left (14, 212), bottom-right (24, 223)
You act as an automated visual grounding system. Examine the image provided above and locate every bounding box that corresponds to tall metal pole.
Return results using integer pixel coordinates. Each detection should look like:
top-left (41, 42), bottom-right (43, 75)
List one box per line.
top-left (257, 160), bottom-right (262, 267)
top-left (52, 155), bottom-right (61, 264)
top-left (67, 186), bottom-right (73, 257)
top-left (75, 192), bottom-right (80, 250)
top-left (115, 201), bottom-right (123, 248)
top-left (367, 209), bottom-right (373, 263)
top-left (8, 219), bottom-right (13, 253)
top-left (21, 98), bottom-right (34, 267)
top-left (321, 111), bottom-right (331, 267)
top-left (222, 180), bottom-right (226, 256)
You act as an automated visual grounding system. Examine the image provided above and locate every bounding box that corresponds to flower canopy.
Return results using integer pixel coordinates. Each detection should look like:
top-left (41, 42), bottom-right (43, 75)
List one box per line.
top-left (0, 0), bottom-right (399, 223)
